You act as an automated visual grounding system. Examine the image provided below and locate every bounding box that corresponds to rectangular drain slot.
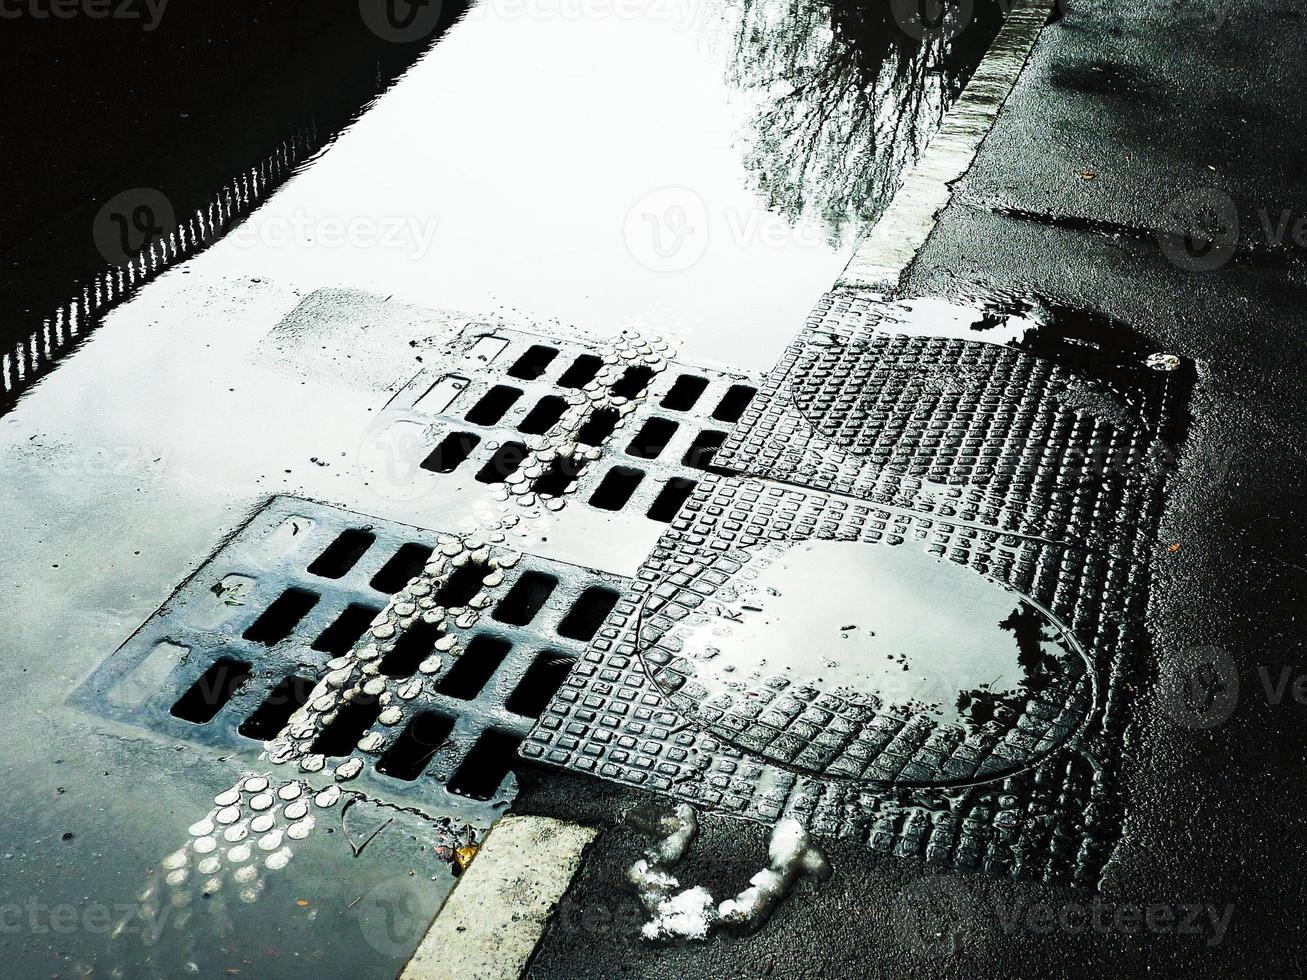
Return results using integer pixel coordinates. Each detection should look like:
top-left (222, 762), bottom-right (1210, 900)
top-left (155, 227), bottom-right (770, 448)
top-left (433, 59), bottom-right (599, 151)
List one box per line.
top-left (435, 635), bottom-right (511, 699)
top-left (171, 657), bottom-right (252, 724)
top-left (308, 529), bottom-right (375, 579)
top-left (557, 586), bottom-right (619, 641)
top-left (507, 345), bottom-right (558, 381)
top-left (576, 407), bottom-right (619, 446)
top-left (465, 384), bottom-right (523, 425)
top-left (380, 620), bottom-right (442, 678)
top-left (647, 477), bottom-right (697, 523)
top-left (493, 572), bottom-right (557, 626)
top-left (506, 652), bottom-right (576, 719)
top-left (711, 383), bottom-right (757, 423)
top-left (518, 395), bottom-right (568, 435)
top-left (557, 354), bottom-right (602, 389)
top-left (312, 603), bottom-right (382, 655)
top-left (475, 441), bottom-right (528, 484)
top-left (612, 365), bottom-right (655, 399)
top-left (447, 730), bottom-right (522, 800)
top-left (371, 543), bottom-right (435, 594)
top-left (311, 693), bottom-right (382, 756)
top-left (661, 374), bottom-right (708, 411)
top-left (683, 430), bottom-right (728, 471)
top-left (421, 431), bottom-right (480, 474)
top-left (376, 712), bottom-right (455, 781)
top-left (243, 588), bottom-right (319, 646)
top-left (625, 417), bottom-right (677, 459)
top-left (239, 675), bottom-right (315, 740)
top-left (589, 466), bottom-right (644, 511)
top-left (435, 560), bottom-right (488, 607)
top-left (532, 454), bottom-right (583, 497)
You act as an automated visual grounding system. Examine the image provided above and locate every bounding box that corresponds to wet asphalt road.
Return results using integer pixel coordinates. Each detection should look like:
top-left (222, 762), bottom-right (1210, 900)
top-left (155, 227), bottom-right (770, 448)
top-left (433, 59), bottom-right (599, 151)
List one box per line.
top-left (517, 0), bottom-right (1307, 976)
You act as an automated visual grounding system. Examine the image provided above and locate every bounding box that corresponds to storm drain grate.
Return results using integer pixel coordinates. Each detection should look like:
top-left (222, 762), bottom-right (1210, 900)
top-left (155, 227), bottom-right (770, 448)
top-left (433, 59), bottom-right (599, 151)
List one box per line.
top-left (72, 496), bottom-right (627, 813)
top-left (386, 324), bottom-right (757, 524)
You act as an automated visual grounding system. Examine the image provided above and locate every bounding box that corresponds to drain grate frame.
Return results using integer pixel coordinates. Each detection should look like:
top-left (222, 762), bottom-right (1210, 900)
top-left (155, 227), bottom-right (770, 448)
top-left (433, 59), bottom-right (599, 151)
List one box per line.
top-left (72, 496), bottom-right (628, 813)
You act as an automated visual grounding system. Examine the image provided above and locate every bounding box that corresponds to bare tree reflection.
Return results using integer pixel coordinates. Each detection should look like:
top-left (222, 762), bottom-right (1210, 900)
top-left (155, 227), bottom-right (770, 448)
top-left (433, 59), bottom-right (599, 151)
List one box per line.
top-left (725, 0), bottom-right (1004, 235)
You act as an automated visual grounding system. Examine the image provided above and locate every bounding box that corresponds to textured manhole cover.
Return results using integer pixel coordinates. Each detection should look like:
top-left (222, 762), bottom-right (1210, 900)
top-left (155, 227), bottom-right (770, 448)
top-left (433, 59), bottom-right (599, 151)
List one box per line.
top-left (637, 538), bottom-right (1092, 786)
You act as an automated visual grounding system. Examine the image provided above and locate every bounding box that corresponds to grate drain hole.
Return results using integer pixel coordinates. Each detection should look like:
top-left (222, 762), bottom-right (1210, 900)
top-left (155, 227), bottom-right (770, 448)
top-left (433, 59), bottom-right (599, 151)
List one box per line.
top-left (518, 395), bottom-right (568, 435)
top-left (380, 620), bottom-right (443, 678)
top-left (589, 466), bottom-right (644, 511)
top-left (576, 407), bottom-right (620, 446)
top-left (683, 430), bottom-right (728, 471)
top-left (557, 586), bottom-right (619, 641)
top-left (661, 374), bottom-right (709, 411)
top-left (625, 417), bottom-right (678, 459)
top-left (372, 543), bottom-right (435, 594)
top-left (307, 529), bottom-right (375, 579)
top-left (507, 345), bottom-right (558, 381)
top-left (239, 675), bottom-right (314, 740)
top-left (377, 712), bottom-right (455, 781)
top-left (506, 651), bottom-right (576, 718)
top-left (312, 603), bottom-right (382, 655)
top-left (311, 694), bottom-right (381, 757)
top-left (475, 441), bottom-right (529, 484)
top-left (493, 571), bottom-right (557, 625)
top-left (171, 657), bottom-right (252, 724)
top-left (435, 560), bottom-right (488, 607)
top-left (435, 635), bottom-right (511, 699)
top-left (421, 431), bottom-right (480, 474)
top-left (647, 477), bottom-right (697, 523)
top-left (447, 730), bottom-right (523, 800)
top-left (533, 454), bottom-right (583, 497)
top-left (612, 365), bottom-right (656, 399)
top-left (243, 588), bottom-right (319, 646)
top-left (557, 354), bottom-right (603, 388)
top-left (465, 384), bottom-right (523, 425)
top-left (711, 383), bottom-right (757, 423)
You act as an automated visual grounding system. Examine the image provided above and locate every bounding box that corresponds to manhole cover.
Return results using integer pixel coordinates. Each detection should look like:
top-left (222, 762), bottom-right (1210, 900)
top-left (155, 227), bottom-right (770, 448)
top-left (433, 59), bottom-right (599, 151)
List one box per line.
top-left (638, 538), bottom-right (1092, 786)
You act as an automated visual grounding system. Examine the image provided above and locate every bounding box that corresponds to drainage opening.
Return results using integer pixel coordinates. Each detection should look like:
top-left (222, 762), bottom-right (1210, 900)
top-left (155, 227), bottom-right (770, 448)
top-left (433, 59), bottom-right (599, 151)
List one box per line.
top-left (711, 383), bottom-right (757, 423)
top-left (466, 385), bottom-right (523, 425)
top-left (506, 651), bottom-right (576, 718)
top-left (380, 620), bottom-right (443, 678)
top-left (171, 657), bottom-right (252, 724)
top-left (647, 477), bottom-right (697, 523)
top-left (589, 466), bottom-right (644, 511)
top-left (518, 395), bottom-right (568, 435)
top-left (661, 374), bottom-right (708, 411)
top-left (421, 431), bottom-right (480, 474)
top-left (447, 729), bottom-right (523, 800)
top-left (683, 430), bottom-right (728, 471)
top-left (557, 354), bottom-right (603, 389)
top-left (312, 603), bottom-right (382, 655)
top-left (626, 417), bottom-right (678, 459)
top-left (507, 344), bottom-right (558, 381)
top-left (533, 454), bottom-right (583, 497)
top-left (576, 407), bottom-right (620, 446)
top-left (557, 586), bottom-right (619, 641)
top-left (436, 560), bottom-right (488, 607)
top-left (475, 441), bottom-right (529, 484)
top-left (436, 635), bottom-right (511, 699)
top-left (239, 675), bottom-right (315, 741)
top-left (372, 543), bottom-right (435, 594)
top-left (493, 572), bottom-right (557, 625)
top-left (612, 365), bottom-right (656, 399)
top-left (311, 693), bottom-right (382, 757)
top-left (243, 588), bottom-right (319, 646)
top-left (307, 529), bottom-right (375, 579)
top-left (376, 712), bottom-right (456, 781)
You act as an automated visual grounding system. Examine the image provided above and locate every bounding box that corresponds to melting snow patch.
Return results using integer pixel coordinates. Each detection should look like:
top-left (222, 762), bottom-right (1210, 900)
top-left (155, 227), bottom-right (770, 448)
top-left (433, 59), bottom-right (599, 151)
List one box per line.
top-left (717, 818), bottom-right (831, 933)
top-left (642, 885), bottom-right (717, 941)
